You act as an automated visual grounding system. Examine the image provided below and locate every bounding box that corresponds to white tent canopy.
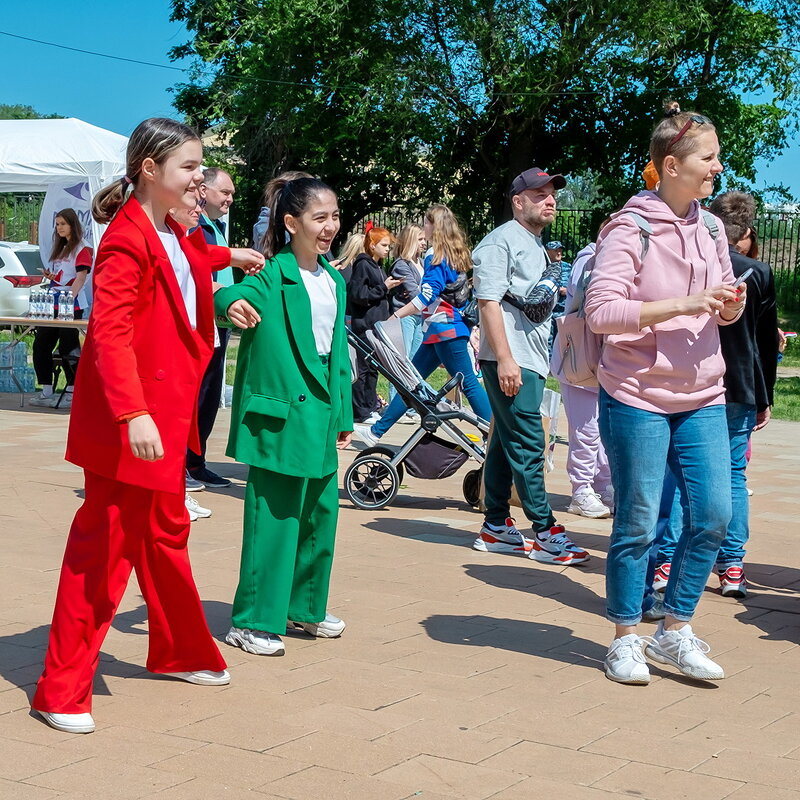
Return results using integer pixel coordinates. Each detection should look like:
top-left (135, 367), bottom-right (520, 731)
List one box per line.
top-left (0, 117), bottom-right (128, 255)
top-left (0, 117), bottom-right (127, 194)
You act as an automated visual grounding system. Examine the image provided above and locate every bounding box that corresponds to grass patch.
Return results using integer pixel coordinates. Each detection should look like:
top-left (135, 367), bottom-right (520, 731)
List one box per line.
top-left (773, 377), bottom-right (800, 421)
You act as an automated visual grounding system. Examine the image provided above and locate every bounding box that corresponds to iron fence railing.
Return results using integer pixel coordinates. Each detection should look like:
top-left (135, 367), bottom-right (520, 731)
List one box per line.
top-left (0, 193), bottom-right (44, 244)
top-left (3, 192), bottom-right (799, 313)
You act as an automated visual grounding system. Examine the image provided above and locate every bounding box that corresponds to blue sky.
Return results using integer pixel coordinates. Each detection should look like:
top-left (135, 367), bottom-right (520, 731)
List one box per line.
top-left (1, 1), bottom-right (798, 199)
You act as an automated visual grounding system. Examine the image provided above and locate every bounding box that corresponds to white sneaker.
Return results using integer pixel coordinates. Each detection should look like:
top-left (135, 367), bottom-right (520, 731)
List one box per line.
top-left (33, 709), bottom-right (95, 734)
top-left (185, 493), bottom-right (212, 519)
top-left (225, 626), bottom-right (285, 656)
top-left (163, 669), bottom-right (230, 685)
top-left (288, 613), bottom-right (346, 638)
top-left (365, 412), bottom-right (382, 424)
top-left (353, 423), bottom-right (380, 447)
top-left (568, 488), bottom-right (611, 519)
top-left (473, 517), bottom-right (533, 555)
top-left (605, 634), bottom-right (653, 684)
top-left (28, 391), bottom-right (55, 407)
top-left (645, 622), bottom-right (725, 681)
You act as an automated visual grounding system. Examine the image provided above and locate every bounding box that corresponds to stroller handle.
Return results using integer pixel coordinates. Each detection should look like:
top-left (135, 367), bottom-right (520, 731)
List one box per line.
top-left (433, 372), bottom-right (463, 404)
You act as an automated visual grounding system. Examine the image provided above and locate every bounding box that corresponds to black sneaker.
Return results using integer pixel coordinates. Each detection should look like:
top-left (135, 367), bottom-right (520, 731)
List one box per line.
top-left (189, 467), bottom-right (232, 488)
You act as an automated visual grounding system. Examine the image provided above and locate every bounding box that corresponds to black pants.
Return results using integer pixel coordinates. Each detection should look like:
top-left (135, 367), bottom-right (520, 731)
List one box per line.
top-left (33, 310), bottom-right (83, 387)
top-left (352, 345), bottom-right (379, 423)
top-left (187, 327), bottom-right (230, 471)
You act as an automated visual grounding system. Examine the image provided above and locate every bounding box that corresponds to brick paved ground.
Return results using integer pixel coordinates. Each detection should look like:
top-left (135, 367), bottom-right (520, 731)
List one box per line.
top-left (0, 393), bottom-right (799, 799)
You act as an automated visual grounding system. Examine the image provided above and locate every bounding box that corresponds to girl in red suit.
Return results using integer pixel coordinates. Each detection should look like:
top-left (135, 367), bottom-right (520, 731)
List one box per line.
top-left (31, 118), bottom-right (264, 734)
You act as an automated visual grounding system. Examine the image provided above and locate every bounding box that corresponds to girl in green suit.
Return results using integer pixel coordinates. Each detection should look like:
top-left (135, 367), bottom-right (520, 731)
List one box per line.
top-left (214, 176), bottom-right (353, 656)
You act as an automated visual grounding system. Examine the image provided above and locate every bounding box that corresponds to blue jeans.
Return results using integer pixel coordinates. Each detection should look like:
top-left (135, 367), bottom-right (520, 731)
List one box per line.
top-left (655, 402), bottom-right (756, 570)
top-left (653, 468), bottom-right (683, 566)
top-left (599, 390), bottom-right (731, 625)
top-left (389, 315), bottom-right (425, 402)
top-left (717, 402), bottom-right (756, 568)
top-left (373, 336), bottom-right (492, 437)
top-left (401, 314), bottom-right (424, 359)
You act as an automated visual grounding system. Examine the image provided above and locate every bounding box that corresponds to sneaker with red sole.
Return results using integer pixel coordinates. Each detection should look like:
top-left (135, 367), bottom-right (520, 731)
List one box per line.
top-left (718, 565), bottom-right (747, 598)
top-left (652, 562), bottom-right (671, 592)
top-left (529, 525), bottom-right (589, 565)
top-left (473, 517), bottom-right (533, 555)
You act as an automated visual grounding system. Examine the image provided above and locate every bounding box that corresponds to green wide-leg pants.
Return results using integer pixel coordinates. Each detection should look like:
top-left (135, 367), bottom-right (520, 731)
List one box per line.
top-left (232, 467), bottom-right (339, 634)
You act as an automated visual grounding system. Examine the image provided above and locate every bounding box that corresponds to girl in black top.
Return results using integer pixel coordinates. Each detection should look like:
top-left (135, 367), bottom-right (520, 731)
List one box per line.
top-left (347, 226), bottom-right (401, 422)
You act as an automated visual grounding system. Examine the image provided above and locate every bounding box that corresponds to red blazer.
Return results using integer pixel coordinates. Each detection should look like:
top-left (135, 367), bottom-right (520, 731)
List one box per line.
top-left (66, 197), bottom-right (230, 493)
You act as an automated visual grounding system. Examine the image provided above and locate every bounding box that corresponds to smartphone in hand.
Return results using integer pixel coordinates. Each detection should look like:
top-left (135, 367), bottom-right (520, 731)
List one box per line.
top-left (733, 267), bottom-right (753, 288)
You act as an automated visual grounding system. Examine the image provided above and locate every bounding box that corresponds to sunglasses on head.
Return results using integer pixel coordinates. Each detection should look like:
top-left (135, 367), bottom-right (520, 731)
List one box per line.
top-left (666, 114), bottom-right (710, 154)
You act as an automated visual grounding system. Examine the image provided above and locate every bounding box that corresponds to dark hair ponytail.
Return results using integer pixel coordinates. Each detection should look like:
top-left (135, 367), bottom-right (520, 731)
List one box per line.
top-left (262, 174), bottom-right (334, 258)
top-left (92, 117), bottom-right (200, 224)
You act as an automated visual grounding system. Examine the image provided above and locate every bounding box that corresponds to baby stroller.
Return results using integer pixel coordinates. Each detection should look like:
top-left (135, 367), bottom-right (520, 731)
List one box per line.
top-left (345, 319), bottom-right (490, 510)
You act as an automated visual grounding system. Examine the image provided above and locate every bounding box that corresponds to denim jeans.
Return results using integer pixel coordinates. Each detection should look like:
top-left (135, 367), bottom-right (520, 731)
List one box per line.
top-left (401, 315), bottom-right (424, 359)
top-left (372, 336), bottom-right (492, 437)
top-left (653, 468), bottom-right (683, 566)
top-left (654, 402), bottom-right (756, 570)
top-left (599, 390), bottom-right (732, 625)
top-left (389, 315), bottom-right (425, 402)
top-left (717, 402), bottom-right (756, 568)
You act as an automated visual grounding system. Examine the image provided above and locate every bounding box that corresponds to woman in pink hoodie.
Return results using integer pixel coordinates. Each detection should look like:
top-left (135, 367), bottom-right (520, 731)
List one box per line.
top-left (585, 109), bottom-right (745, 685)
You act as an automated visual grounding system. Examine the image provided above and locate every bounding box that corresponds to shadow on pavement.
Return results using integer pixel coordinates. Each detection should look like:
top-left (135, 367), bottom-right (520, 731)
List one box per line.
top-left (421, 613), bottom-right (607, 671)
top-left (0, 599), bottom-right (236, 706)
top-left (463, 562), bottom-right (606, 617)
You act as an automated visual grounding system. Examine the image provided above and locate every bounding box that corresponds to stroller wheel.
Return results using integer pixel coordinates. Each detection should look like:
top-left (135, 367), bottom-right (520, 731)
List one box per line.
top-left (462, 467), bottom-right (483, 508)
top-left (357, 446), bottom-right (404, 484)
top-left (344, 455), bottom-right (400, 510)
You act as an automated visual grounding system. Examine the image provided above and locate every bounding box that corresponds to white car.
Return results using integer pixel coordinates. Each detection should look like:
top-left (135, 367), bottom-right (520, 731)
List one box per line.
top-left (0, 242), bottom-right (44, 317)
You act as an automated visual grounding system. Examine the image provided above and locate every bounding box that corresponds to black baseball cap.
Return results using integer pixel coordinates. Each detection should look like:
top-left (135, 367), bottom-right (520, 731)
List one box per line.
top-left (510, 167), bottom-right (566, 196)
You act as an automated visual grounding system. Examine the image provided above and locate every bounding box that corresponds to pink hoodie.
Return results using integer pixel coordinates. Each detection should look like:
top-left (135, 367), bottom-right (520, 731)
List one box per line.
top-left (585, 191), bottom-right (740, 414)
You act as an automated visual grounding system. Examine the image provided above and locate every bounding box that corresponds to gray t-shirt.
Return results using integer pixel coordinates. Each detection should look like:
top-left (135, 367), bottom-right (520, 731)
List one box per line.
top-left (472, 219), bottom-right (551, 377)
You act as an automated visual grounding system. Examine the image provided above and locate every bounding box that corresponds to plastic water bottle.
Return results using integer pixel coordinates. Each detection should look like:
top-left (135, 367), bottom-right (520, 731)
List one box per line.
top-left (27, 289), bottom-right (36, 318)
top-left (31, 288), bottom-right (42, 319)
top-left (45, 289), bottom-right (55, 320)
top-left (65, 291), bottom-right (75, 321)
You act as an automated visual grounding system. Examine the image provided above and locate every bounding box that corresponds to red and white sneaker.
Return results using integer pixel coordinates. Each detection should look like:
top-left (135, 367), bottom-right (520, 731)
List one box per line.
top-left (652, 562), bottom-right (671, 592)
top-left (529, 525), bottom-right (589, 565)
top-left (473, 518), bottom-right (533, 555)
top-left (718, 566), bottom-right (747, 598)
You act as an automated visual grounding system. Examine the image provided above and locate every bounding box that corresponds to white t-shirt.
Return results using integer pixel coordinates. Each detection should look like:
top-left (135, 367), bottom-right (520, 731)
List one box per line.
top-left (299, 264), bottom-right (338, 355)
top-left (158, 230), bottom-right (197, 330)
top-left (49, 242), bottom-right (93, 310)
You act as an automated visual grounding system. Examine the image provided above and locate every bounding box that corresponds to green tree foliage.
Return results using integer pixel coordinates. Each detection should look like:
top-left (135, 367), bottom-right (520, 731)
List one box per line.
top-left (0, 104), bottom-right (63, 120)
top-left (170, 0), bottom-right (800, 241)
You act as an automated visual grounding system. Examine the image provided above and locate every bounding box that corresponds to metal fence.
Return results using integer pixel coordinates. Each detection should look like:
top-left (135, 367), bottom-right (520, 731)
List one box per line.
top-left (3, 193), bottom-right (799, 314)
top-left (0, 193), bottom-right (43, 244)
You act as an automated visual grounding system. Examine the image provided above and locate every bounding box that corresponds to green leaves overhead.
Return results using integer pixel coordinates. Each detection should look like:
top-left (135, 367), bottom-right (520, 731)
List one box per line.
top-left (170, 0), bottom-right (800, 240)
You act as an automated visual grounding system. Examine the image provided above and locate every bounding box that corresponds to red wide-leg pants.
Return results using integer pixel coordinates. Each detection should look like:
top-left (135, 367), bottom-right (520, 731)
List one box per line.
top-left (32, 470), bottom-right (226, 714)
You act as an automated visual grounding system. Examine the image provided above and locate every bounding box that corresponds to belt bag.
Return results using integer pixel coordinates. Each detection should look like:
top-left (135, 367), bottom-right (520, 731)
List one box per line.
top-left (502, 283), bottom-right (557, 324)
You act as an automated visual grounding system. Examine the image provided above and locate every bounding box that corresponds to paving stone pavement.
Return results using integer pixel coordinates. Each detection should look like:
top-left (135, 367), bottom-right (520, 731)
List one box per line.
top-left (0, 394), bottom-right (799, 799)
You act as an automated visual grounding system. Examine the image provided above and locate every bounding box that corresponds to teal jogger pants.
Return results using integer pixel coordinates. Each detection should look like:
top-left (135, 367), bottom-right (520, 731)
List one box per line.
top-left (481, 360), bottom-right (556, 533)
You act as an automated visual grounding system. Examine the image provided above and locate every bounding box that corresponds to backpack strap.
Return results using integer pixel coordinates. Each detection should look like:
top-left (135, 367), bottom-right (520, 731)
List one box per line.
top-left (621, 211), bottom-right (653, 259)
top-left (700, 209), bottom-right (719, 239)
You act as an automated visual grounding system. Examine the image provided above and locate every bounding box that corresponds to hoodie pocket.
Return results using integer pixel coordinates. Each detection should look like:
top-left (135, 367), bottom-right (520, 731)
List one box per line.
top-left (651, 325), bottom-right (724, 390)
top-left (605, 330), bottom-right (657, 374)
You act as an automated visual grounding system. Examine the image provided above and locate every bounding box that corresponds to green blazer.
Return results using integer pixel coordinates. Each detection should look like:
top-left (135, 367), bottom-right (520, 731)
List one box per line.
top-left (214, 246), bottom-right (353, 479)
